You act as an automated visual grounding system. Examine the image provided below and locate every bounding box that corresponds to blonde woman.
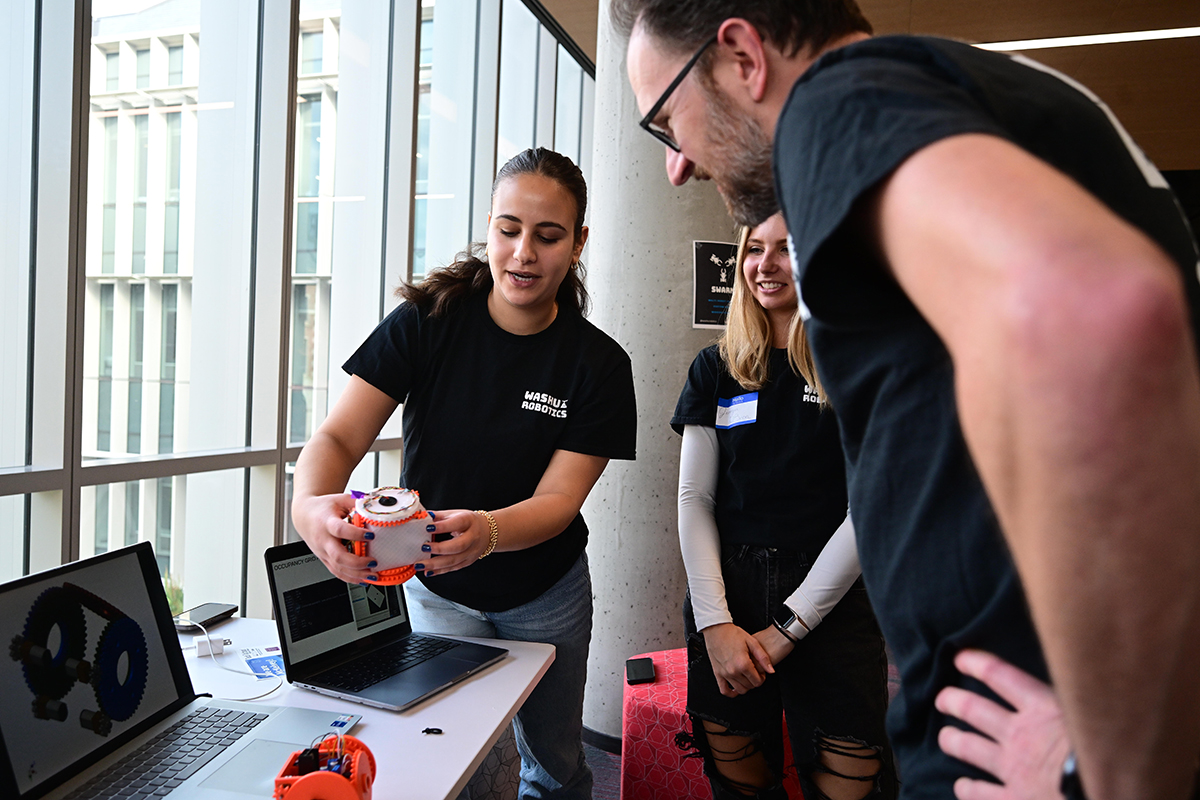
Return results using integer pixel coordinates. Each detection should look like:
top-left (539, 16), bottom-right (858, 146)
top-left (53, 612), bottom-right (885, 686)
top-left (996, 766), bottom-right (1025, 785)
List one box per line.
top-left (671, 213), bottom-right (895, 800)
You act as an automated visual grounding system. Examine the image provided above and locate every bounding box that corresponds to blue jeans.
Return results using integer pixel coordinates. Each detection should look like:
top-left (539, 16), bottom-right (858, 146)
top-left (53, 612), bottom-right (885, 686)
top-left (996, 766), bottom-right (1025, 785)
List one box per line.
top-left (405, 553), bottom-right (594, 800)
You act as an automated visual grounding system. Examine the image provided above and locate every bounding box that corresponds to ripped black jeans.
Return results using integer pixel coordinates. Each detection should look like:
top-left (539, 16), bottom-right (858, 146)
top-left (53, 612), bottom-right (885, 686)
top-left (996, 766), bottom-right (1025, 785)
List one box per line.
top-left (682, 543), bottom-right (897, 800)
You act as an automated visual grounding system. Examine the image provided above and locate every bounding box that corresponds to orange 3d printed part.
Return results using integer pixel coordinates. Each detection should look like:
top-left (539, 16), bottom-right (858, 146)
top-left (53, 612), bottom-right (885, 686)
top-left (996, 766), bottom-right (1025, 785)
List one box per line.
top-left (274, 734), bottom-right (375, 800)
top-left (348, 487), bottom-right (431, 585)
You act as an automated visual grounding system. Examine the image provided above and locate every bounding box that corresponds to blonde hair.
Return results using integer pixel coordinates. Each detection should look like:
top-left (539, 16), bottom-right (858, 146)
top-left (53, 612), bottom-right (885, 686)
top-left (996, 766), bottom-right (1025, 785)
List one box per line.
top-left (718, 223), bottom-right (826, 402)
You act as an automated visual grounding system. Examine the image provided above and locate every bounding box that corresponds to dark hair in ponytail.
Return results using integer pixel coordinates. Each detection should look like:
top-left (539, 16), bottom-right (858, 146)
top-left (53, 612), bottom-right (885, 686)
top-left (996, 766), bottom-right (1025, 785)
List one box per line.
top-left (397, 147), bottom-right (590, 318)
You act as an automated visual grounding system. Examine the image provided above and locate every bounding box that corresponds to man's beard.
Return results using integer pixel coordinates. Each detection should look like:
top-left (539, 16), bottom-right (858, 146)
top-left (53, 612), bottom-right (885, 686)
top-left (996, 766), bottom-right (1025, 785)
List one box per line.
top-left (699, 83), bottom-right (779, 227)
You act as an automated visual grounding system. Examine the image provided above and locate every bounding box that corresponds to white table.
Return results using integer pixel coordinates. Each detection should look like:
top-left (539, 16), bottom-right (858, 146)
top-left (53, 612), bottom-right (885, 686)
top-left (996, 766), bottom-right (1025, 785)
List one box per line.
top-left (180, 618), bottom-right (554, 800)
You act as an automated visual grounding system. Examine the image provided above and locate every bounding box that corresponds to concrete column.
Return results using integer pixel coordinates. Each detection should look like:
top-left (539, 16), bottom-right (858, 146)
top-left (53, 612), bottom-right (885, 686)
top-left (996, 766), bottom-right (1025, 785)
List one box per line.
top-left (582, 7), bottom-right (736, 739)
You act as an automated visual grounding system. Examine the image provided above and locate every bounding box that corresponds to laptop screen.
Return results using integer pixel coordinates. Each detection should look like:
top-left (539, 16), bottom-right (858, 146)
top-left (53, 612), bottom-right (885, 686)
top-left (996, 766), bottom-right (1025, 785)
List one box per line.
top-left (0, 543), bottom-right (191, 799)
top-left (267, 545), bottom-right (410, 665)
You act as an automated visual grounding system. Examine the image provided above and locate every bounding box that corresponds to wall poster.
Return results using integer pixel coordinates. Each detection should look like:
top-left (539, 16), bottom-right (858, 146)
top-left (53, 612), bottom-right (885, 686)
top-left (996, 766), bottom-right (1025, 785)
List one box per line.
top-left (692, 240), bottom-right (738, 329)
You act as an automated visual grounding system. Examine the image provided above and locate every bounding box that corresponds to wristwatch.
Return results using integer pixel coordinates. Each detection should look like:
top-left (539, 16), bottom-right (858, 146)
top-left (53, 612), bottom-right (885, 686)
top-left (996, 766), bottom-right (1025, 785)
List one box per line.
top-left (1060, 751), bottom-right (1086, 800)
top-left (771, 605), bottom-right (810, 644)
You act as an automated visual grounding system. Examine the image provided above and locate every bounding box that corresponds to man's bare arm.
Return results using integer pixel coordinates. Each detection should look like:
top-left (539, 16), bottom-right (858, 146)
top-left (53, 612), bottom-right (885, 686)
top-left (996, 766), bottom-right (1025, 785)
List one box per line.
top-left (874, 133), bottom-right (1200, 800)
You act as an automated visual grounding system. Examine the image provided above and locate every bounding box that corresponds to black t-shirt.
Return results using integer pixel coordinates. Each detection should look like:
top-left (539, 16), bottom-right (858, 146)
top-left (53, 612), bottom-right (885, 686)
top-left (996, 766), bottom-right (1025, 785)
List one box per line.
top-left (343, 291), bottom-right (637, 611)
top-left (671, 346), bottom-right (846, 552)
top-left (773, 35), bottom-right (1200, 797)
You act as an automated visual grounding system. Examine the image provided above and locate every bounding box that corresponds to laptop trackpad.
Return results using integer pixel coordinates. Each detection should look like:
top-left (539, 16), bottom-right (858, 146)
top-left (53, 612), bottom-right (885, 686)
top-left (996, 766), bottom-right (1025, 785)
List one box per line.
top-left (199, 739), bottom-right (298, 795)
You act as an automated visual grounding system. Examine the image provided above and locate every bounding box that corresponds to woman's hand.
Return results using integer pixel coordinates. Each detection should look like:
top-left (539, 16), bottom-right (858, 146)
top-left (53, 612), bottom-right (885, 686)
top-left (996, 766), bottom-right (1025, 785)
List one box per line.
top-left (702, 623), bottom-right (775, 697)
top-left (290, 377), bottom-right (401, 584)
top-left (418, 509), bottom-right (490, 577)
top-left (292, 492), bottom-right (377, 584)
top-left (752, 625), bottom-right (797, 667)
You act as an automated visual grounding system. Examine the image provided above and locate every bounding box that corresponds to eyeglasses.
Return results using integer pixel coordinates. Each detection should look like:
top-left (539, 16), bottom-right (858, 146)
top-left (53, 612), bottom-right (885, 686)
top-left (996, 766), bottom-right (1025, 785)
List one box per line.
top-left (638, 34), bottom-right (718, 152)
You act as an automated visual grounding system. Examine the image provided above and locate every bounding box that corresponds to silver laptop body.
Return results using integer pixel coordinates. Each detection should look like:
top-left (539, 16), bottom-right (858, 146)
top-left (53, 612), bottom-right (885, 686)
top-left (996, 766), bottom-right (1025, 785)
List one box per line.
top-left (264, 540), bottom-right (507, 712)
top-left (1, 543), bottom-right (360, 800)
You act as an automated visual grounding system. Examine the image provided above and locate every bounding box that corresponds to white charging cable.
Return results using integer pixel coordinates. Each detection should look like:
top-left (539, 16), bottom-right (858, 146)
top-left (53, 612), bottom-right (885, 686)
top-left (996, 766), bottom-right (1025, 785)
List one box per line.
top-left (186, 619), bottom-right (283, 702)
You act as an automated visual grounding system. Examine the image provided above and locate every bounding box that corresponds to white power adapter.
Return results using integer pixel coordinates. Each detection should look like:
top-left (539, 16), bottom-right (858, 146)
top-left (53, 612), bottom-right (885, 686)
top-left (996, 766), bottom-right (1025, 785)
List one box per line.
top-left (193, 636), bottom-right (227, 657)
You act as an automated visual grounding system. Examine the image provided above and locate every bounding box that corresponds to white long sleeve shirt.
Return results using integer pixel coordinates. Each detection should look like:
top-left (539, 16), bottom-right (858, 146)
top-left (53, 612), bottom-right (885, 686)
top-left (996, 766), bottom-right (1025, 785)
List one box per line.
top-left (677, 424), bottom-right (862, 635)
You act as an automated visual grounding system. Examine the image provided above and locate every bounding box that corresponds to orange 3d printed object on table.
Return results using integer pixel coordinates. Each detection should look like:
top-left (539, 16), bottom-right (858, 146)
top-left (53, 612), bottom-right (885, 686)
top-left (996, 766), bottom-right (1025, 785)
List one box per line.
top-left (348, 487), bottom-right (431, 585)
top-left (274, 734), bottom-right (375, 800)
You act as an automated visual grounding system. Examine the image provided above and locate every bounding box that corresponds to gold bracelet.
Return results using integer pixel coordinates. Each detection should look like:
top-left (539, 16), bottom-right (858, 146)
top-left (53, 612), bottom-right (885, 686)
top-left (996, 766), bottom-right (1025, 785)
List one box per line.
top-left (474, 510), bottom-right (499, 560)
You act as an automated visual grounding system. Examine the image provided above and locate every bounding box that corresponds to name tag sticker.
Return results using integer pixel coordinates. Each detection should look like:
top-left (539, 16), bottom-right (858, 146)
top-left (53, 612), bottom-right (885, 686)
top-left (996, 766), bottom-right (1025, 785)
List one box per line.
top-left (715, 392), bottom-right (758, 429)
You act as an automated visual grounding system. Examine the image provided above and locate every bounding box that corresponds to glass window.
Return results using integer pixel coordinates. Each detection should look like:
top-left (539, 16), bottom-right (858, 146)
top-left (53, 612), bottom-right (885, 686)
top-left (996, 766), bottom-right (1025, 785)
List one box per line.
top-left (168, 44), bottom-right (183, 86)
top-left (496, 0), bottom-right (539, 167)
top-left (74, 469), bottom-right (244, 613)
top-left (412, 0), bottom-right (479, 278)
top-left (164, 112), bottom-right (181, 274)
top-left (136, 47), bottom-right (150, 88)
top-left (97, 283), bottom-right (115, 453)
top-left (155, 476), bottom-right (172, 574)
top-left (413, 17), bottom-right (431, 277)
top-left (291, 0), bottom-right (406, 447)
top-left (89, 0), bottom-right (256, 463)
top-left (301, 31), bottom-right (323, 75)
top-left (78, 471), bottom-right (247, 610)
top-left (289, 14), bottom-right (329, 445)
top-left (83, 480), bottom-right (139, 555)
top-left (128, 283), bottom-right (145, 454)
top-left (287, 1), bottom-right (412, 447)
top-left (0, 0), bottom-right (35, 474)
top-left (580, 72), bottom-right (595, 184)
top-left (284, 461), bottom-right (301, 541)
top-left (132, 113), bottom-right (149, 273)
top-left (102, 116), bottom-right (118, 273)
top-left (80, 0), bottom-right (273, 609)
top-left (295, 203), bottom-right (319, 274)
top-left (94, 484), bottom-right (110, 554)
top-left (290, 284), bottom-right (316, 443)
top-left (554, 45), bottom-right (583, 165)
top-left (159, 283), bottom-right (177, 454)
top-left (0, 495), bottom-right (27, 582)
top-left (106, 50), bottom-right (120, 91)
top-left (0, 0), bottom-right (595, 604)
top-left (125, 480), bottom-right (141, 546)
top-left (179, 469), bottom-right (248, 608)
top-left (295, 94), bottom-right (321, 275)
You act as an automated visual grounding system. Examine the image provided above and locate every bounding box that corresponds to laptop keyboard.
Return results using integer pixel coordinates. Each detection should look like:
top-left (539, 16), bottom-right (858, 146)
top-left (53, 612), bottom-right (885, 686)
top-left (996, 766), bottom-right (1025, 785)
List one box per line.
top-left (65, 705), bottom-right (269, 799)
top-left (319, 634), bottom-right (458, 692)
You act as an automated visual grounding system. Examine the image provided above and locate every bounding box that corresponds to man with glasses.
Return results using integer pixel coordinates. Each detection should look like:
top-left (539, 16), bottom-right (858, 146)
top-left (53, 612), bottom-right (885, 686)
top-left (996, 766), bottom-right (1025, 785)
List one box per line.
top-left (613, 2), bottom-right (1200, 800)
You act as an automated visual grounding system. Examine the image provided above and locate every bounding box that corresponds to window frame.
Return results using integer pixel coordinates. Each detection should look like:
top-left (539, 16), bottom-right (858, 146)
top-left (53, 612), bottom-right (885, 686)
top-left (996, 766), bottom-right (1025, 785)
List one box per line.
top-left (0, 0), bottom-right (594, 613)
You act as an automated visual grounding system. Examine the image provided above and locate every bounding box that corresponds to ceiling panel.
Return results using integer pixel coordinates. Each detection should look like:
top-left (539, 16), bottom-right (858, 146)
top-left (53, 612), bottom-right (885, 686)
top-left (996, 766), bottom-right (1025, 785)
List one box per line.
top-left (576, 1), bottom-right (1198, 168)
top-left (842, 1), bottom-right (1199, 168)
top-left (541, 0), bottom-right (598, 63)
top-left (1014, 37), bottom-right (1200, 170)
top-left (858, 0), bottom-right (915, 36)
top-left (861, 0), bottom-right (1198, 41)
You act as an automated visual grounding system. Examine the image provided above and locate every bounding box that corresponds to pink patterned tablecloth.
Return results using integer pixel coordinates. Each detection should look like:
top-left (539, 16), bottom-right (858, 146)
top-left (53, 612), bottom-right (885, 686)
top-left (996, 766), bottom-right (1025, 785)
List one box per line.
top-left (620, 648), bottom-right (802, 800)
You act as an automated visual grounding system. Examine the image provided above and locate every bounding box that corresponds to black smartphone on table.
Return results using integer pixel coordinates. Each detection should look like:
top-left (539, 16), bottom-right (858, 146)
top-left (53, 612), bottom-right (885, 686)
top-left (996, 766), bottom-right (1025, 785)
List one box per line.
top-left (173, 602), bottom-right (238, 631)
top-left (625, 657), bottom-right (656, 685)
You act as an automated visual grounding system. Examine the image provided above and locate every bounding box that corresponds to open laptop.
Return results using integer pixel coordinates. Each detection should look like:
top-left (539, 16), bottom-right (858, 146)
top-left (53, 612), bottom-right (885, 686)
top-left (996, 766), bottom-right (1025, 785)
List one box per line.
top-left (264, 540), bottom-right (508, 711)
top-left (0, 542), bottom-right (361, 800)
